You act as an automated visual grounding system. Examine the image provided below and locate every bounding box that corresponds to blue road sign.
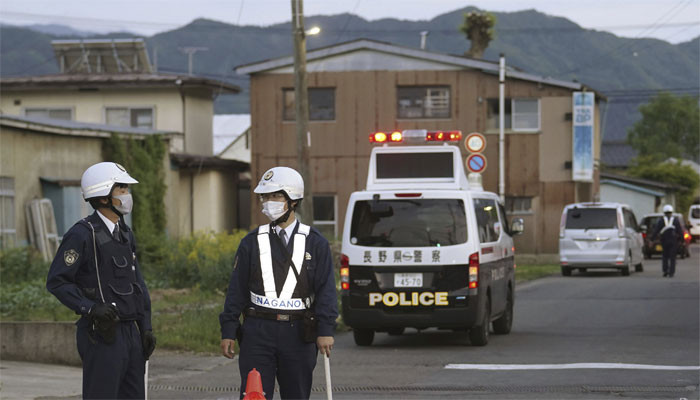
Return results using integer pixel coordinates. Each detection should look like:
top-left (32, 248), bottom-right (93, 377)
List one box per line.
top-left (466, 153), bottom-right (487, 173)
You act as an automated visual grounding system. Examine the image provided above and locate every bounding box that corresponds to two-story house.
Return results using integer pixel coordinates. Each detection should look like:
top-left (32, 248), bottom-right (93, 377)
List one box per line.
top-left (236, 39), bottom-right (602, 254)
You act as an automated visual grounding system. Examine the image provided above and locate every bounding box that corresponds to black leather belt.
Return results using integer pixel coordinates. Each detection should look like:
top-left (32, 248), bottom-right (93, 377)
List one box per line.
top-left (244, 308), bottom-right (303, 322)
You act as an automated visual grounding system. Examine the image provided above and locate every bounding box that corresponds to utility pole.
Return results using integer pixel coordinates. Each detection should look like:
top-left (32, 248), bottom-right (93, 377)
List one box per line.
top-left (498, 54), bottom-right (506, 203)
top-left (292, 0), bottom-right (314, 223)
top-left (178, 47), bottom-right (208, 75)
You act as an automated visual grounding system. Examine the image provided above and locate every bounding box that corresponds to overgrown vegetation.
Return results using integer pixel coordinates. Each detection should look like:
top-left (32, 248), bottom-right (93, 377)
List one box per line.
top-left (103, 133), bottom-right (168, 275)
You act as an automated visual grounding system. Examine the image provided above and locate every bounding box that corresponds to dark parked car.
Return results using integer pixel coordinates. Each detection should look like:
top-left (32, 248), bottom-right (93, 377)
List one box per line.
top-left (640, 213), bottom-right (691, 259)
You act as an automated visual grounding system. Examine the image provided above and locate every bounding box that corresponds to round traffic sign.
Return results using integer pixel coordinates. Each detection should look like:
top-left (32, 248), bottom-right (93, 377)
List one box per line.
top-left (465, 132), bottom-right (486, 153)
top-left (466, 153), bottom-right (487, 173)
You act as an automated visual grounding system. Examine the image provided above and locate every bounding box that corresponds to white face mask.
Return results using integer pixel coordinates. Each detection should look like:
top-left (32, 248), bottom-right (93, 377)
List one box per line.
top-left (262, 201), bottom-right (287, 221)
top-left (113, 193), bottom-right (133, 215)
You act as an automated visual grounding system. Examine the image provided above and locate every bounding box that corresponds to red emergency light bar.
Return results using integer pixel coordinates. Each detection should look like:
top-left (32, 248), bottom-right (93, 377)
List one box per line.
top-left (426, 130), bottom-right (462, 142)
top-left (369, 131), bottom-right (403, 143)
top-left (369, 130), bottom-right (462, 143)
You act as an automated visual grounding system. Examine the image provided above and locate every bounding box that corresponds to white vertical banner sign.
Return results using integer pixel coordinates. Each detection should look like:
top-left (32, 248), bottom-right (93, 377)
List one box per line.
top-left (572, 92), bottom-right (594, 182)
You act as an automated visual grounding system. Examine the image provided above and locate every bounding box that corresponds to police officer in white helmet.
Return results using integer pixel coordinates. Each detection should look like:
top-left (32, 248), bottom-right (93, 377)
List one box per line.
top-left (220, 166), bottom-right (338, 399)
top-left (46, 162), bottom-right (156, 399)
top-left (650, 204), bottom-right (682, 277)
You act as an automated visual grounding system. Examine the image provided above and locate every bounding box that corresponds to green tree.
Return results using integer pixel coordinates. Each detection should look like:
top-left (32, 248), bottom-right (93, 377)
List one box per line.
top-left (459, 11), bottom-right (496, 59)
top-left (628, 156), bottom-right (700, 216)
top-left (627, 92), bottom-right (700, 163)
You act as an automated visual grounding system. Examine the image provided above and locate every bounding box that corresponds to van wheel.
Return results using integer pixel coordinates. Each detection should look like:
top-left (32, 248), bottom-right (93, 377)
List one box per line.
top-left (561, 266), bottom-right (572, 276)
top-left (387, 327), bottom-right (404, 336)
top-left (353, 329), bottom-right (374, 346)
top-left (493, 287), bottom-right (513, 335)
top-left (635, 262), bottom-right (644, 272)
top-left (469, 296), bottom-right (490, 346)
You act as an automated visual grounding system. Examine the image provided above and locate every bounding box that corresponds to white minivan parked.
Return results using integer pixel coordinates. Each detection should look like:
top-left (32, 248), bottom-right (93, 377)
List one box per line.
top-left (559, 202), bottom-right (644, 276)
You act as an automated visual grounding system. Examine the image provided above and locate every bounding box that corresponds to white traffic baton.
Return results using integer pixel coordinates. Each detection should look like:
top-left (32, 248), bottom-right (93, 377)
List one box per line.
top-left (324, 353), bottom-right (333, 400)
top-left (144, 360), bottom-right (149, 400)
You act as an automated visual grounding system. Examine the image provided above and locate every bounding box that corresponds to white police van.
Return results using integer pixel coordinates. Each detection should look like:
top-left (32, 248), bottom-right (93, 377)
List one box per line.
top-left (340, 129), bottom-right (523, 346)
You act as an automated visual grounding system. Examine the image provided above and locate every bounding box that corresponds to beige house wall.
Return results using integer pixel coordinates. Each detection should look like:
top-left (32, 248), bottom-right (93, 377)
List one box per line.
top-left (183, 91), bottom-right (214, 156)
top-left (177, 169), bottom-right (238, 234)
top-left (1, 88), bottom-right (183, 131)
top-left (1, 87), bottom-right (217, 156)
top-left (1, 126), bottom-right (104, 243)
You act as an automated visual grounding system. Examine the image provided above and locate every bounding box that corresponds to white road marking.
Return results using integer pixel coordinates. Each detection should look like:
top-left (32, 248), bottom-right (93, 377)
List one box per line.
top-left (444, 363), bottom-right (700, 371)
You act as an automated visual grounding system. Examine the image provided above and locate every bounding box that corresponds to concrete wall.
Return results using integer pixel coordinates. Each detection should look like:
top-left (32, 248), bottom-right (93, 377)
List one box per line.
top-left (0, 322), bottom-right (81, 366)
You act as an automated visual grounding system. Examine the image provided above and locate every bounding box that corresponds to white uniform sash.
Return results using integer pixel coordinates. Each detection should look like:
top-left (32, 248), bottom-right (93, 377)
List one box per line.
top-left (254, 223), bottom-right (311, 311)
top-left (660, 216), bottom-right (676, 235)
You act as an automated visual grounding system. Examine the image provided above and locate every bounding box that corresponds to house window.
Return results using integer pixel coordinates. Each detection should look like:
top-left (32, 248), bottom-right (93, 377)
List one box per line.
top-left (105, 107), bottom-right (154, 129)
top-left (283, 88), bottom-right (335, 121)
top-left (397, 86), bottom-right (450, 119)
top-left (0, 177), bottom-right (16, 248)
top-left (313, 195), bottom-right (337, 239)
top-left (487, 98), bottom-right (540, 131)
top-left (505, 196), bottom-right (533, 214)
top-left (24, 108), bottom-right (73, 120)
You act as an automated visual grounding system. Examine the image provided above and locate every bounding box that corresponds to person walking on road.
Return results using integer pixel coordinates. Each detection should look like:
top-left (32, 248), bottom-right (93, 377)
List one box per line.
top-left (220, 166), bottom-right (338, 400)
top-left (46, 162), bottom-right (156, 399)
top-left (651, 204), bottom-right (682, 278)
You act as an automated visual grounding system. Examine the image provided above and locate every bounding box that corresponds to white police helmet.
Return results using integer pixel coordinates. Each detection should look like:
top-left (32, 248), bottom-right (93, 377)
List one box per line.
top-left (81, 162), bottom-right (138, 200)
top-left (253, 167), bottom-right (304, 200)
top-left (663, 204), bottom-right (673, 213)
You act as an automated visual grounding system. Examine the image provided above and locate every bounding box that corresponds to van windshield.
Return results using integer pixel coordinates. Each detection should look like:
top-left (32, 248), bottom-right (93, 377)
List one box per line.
top-left (350, 199), bottom-right (467, 247)
top-left (692, 207), bottom-right (700, 219)
top-left (565, 208), bottom-right (617, 229)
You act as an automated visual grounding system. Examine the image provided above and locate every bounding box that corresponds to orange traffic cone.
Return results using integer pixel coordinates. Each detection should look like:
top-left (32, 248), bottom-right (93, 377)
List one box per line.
top-left (242, 368), bottom-right (266, 400)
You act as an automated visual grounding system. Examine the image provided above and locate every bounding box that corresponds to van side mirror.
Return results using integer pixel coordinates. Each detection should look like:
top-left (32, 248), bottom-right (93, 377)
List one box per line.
top-left (510, 218), bottom-right (524, 235)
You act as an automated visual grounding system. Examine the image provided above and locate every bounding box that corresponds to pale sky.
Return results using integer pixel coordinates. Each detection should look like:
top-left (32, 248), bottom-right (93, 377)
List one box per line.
top-left (1, 0), bottom-right (699, 44)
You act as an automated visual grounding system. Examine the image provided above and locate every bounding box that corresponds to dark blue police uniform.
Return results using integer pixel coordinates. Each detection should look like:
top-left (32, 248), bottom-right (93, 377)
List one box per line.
top-left (219, 221), bottom-right (338, 400)
top-left (651, 215), bottom-right (682, 277)
top-left (46, 211), bottom-right (152, 399)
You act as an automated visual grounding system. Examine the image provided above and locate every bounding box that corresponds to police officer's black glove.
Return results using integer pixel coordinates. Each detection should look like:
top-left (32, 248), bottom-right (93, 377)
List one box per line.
top-left (88, 303), bottom-right (120, 344)
top-left (142, 330), bottom-right (156, 360)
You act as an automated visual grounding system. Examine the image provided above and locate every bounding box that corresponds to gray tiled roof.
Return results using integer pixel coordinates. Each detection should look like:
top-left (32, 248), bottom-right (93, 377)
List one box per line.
top-left (0, 114), bottom-right (176, 136)
top-left (0, 73), bottom-right (240, 93)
